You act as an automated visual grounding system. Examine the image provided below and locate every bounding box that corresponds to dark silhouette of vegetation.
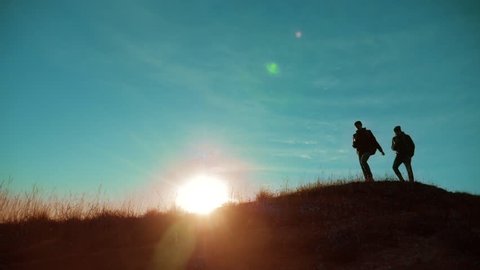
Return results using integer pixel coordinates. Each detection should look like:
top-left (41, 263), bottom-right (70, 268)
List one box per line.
top-left (1, 180), bottom-right (480, 269)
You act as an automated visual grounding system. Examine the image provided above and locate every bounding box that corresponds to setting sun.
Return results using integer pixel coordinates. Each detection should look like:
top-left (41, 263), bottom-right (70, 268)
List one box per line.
top-left (176, 175), bottom-right (230, 214)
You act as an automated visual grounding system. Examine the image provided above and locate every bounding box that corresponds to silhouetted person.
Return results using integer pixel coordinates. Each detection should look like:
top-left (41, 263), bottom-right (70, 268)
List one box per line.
top-left (352, 121), bottom-right (385, 182)
top-left (391, 126), bottom-right (415, 182)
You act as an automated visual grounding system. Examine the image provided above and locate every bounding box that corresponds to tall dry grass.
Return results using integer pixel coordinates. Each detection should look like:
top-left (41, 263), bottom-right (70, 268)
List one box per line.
top-left (254, 175), bottom-right (368, 201)
top-left (0, 181), bottom-right (141, 223)
top-left (1, 175), bottom-right (397, 223)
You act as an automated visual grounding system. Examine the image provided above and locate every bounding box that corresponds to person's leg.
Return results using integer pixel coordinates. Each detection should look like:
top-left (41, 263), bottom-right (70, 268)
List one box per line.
top-left (360, 153), bottom-right (373, 182)
top-left (404, 157), bottom-right (414, 182)
top-left (358, 154), bottom-right (368, 180)
top-left (392, 155), bottom-right (405, 182)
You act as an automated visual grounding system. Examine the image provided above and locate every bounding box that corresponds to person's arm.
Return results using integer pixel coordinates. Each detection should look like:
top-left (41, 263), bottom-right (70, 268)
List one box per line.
top-left (377, 143), bottom-right (385, 155)
top-left (371, 131), bottom-right (385, 155)
top-left (391, 137), bottom-right (397, 151)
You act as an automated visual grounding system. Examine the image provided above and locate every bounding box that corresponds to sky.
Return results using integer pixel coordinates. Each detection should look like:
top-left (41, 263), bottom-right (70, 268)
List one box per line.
top-left (1, 0), bottom-right (480, 203)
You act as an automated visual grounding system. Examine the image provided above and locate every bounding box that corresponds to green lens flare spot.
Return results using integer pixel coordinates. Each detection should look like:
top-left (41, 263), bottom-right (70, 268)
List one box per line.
top-left (265, 62), bottom-right (280, 75)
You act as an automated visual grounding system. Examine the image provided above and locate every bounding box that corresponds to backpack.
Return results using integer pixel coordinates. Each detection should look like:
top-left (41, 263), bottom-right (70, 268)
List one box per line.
top-left (403, 134), bottom-right (415, 157)
top-left (396, 133), bottom-right (415, 157)
top-left (366, 130), bottom-right (379, 154)
top-left (353, 129), bottom-right (378, 154)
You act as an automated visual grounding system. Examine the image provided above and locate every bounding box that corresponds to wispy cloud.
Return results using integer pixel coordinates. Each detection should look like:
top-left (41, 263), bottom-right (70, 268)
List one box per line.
top-left (270, 139), bottom-right (319, 145)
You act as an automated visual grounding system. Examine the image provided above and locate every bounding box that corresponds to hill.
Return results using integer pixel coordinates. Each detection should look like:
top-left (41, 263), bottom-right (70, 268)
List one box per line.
top-left (1, 181), bottom-right (479, 269)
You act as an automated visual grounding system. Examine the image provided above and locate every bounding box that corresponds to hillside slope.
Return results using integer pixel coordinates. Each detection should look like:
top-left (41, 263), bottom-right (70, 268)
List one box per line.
top-left (1, 181), bottom-right (479, 269)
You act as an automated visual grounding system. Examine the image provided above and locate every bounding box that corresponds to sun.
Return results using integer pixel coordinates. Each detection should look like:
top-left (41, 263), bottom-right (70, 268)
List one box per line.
top-left (176, 175), bottom-right (230, 214)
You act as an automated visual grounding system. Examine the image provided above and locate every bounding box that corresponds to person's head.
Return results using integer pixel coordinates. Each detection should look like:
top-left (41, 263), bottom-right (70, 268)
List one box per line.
top-left (354, 121), bottom-right (363, 130)
top-left (394, 125), bottom-right (402, 135)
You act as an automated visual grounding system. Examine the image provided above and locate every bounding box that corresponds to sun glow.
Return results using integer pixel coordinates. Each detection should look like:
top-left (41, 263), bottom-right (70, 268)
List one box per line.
top-left (176, 175), bottom-right (230, 214)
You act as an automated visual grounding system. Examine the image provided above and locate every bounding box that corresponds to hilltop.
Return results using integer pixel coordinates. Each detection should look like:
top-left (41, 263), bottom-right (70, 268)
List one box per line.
top-left (1, 181), bottom-right (479, 269)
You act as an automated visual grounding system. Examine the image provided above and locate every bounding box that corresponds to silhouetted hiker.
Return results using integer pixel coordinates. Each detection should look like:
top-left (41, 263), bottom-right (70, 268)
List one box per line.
top-left (352, 121), bottom-right (385, 182)
top-left (391, 126), bottom-right (415, 182)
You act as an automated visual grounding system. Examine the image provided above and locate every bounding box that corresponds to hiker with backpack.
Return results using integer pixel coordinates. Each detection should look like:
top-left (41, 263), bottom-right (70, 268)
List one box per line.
top-left (391, 126), bottom-right (415, 182)
top-left (352, 121), bottom-right (385, 182)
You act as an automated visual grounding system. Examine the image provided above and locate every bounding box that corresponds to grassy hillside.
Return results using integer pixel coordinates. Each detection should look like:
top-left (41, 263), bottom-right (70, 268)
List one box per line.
top-left (1, 181), bottom-right (479, 269)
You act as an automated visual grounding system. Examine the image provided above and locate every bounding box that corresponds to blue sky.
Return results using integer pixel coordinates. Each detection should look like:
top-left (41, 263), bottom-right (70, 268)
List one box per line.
top-left (1, 0), bottom-right (480, 200)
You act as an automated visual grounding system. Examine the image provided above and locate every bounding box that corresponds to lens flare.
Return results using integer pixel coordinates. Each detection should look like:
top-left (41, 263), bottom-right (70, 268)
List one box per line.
top-left (265, 62), bottom-right (280, 75)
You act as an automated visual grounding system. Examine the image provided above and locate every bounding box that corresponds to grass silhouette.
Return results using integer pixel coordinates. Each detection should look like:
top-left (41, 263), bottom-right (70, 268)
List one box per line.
top-left (1, 179), bottom-right (479, 269)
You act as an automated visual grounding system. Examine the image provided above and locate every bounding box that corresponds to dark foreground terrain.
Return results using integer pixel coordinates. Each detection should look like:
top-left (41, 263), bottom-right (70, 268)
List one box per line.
top-left (1, 181), bottom-right (479, 269)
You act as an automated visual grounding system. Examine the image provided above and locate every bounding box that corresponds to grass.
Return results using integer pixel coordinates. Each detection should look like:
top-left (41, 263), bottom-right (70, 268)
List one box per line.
top-left (0, 176), bottom-right (356, 223)
top-left (0, 175), bottom-right (385, 222)
top-left (0, 181), bottom-right (141, 223)
top-left (1, 178), bottom-right (480, 269)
